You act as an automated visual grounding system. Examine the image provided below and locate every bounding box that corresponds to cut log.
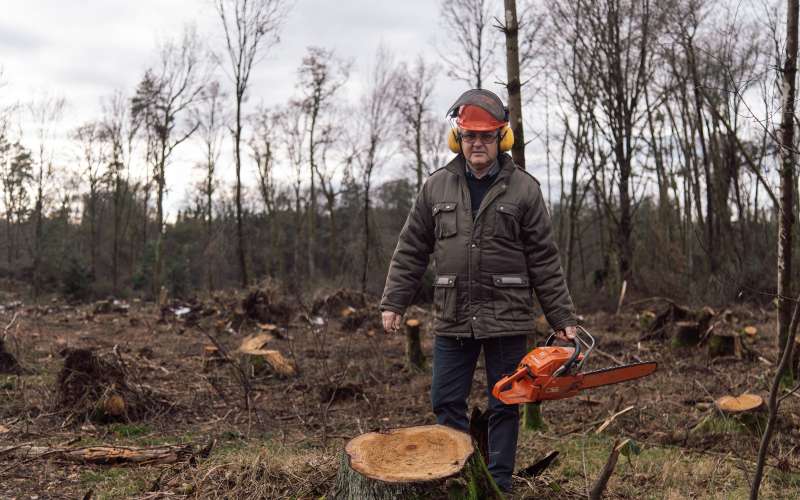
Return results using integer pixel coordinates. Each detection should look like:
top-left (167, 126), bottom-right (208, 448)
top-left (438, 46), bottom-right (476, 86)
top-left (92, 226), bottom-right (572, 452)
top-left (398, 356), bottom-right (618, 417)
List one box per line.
top-left (743, 326), bottom-right (758, 338)
top-left (670, 321), bottom-right (701, 348)
top-left (239, 349), bottom-right (297, 377)
top-left (404, 319), bottom-right (426, 371)
top-left (237, 333), bottom-right (274, 352)
top-left (707, 332), bottom-right (742, 358)
top-left (334, 425), bottom-right (503, 500)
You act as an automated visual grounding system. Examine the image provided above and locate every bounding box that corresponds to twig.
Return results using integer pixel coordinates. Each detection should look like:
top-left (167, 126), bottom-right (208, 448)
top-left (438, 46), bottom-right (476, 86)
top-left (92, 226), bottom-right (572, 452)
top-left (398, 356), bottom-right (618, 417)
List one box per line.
top-left (595, 405), bottom-right (635, 434)
top-left (589, 439), bottom-right (629, 500)
top-left (751, 292), bottom-right (800, 499)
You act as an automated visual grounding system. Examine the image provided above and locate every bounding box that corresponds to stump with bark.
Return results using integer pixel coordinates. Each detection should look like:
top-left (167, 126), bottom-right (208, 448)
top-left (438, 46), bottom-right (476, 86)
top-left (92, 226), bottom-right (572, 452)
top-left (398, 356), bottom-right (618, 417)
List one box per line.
top-left (404, 319), bottom-right (426, 371)
top-left (707, 332), bottom-right (743, 358)
top-left (334, 425), bottom-right (503, 500)
top-left (670, 321), bottom-right (701, 348)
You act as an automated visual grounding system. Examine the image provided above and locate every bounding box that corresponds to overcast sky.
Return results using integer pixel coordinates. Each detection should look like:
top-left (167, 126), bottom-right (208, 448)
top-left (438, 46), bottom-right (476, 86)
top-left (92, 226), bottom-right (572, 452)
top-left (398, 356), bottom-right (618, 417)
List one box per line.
top-left (1, 0), bottom-right (556, 213)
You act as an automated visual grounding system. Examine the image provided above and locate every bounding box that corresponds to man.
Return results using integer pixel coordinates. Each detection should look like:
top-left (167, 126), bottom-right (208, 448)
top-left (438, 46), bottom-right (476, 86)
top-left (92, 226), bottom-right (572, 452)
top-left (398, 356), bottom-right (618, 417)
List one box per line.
top-left (379, 89), bottom-right (577, 492)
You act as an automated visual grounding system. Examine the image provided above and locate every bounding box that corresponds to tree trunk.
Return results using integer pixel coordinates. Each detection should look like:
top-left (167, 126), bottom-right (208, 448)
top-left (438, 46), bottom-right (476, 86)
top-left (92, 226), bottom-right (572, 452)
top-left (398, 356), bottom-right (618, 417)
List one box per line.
top-left (777, 0), bottom-right (799, 382)
top-left (334, 425), bottom-right (503, 500)
top-left (234, 91), bottom-right (249, 288)
top-left (503, 0), bottom-right (525, 169)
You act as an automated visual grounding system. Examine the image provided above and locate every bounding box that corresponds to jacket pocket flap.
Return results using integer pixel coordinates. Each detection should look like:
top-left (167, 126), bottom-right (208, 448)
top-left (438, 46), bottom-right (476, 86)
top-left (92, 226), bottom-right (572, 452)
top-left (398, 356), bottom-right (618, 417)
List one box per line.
top-left (433, 202), bottom-right (457, 215)
top-left (496, 202), bottom-right (520, 217)
top-left (492, 274), bottom-right (529, 287)
top-left (434, 274), bottom-right (457, 287)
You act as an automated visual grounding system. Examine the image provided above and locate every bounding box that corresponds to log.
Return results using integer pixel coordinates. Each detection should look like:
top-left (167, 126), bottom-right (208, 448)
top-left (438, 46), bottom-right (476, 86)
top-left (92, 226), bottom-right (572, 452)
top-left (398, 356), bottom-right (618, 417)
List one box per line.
top-left (0, 444), bottom-right (194, 465)
top-left (670, 321), bottom-right (701, 348)
top-left (238, 349), bottom-right (297, 377)
top-left (404, 319), bottom-right (426, 371)
top-left (707, 332), bottom-right (742, 358)
top-left (334, 425), bottom-right (503, 500)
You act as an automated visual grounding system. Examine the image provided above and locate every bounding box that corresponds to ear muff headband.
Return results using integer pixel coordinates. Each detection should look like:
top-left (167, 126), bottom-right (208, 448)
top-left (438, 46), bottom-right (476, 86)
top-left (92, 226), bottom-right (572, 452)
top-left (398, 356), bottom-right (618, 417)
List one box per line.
top-left (447, 126), bottom-right (515, 154)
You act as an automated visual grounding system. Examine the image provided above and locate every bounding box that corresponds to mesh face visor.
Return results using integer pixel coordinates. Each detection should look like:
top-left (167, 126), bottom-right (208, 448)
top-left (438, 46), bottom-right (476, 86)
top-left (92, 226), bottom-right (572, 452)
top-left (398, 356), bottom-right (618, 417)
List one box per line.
top-left (445, 89), bottom-right (507, 123)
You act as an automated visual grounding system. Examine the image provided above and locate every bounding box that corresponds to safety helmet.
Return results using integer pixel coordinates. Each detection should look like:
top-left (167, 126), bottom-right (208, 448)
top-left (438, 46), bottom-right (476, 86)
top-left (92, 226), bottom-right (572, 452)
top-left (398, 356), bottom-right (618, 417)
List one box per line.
top-left (446, 89), bottom-right (514, 153)
top-left (446, 89), bottom-right (509, 131)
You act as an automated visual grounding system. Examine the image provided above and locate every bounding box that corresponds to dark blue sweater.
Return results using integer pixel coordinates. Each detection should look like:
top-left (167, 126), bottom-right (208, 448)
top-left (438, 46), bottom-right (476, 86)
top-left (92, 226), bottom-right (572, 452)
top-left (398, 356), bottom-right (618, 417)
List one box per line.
top-left (465, 168), bottom-right (499, 218)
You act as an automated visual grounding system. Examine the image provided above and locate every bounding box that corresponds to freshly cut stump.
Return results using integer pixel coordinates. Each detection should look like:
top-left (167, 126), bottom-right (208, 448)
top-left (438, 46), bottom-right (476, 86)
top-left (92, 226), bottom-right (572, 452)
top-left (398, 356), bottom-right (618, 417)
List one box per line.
top-left (335, 425), bottom-right (503, 500)
top-left (694, 393), bottom-right (766, 435)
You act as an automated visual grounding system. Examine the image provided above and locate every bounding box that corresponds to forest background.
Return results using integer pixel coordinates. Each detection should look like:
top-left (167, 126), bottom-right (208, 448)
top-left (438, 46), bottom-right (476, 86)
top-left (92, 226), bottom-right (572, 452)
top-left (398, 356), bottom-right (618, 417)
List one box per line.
top-left (0, 0), bottom-right (789, 315)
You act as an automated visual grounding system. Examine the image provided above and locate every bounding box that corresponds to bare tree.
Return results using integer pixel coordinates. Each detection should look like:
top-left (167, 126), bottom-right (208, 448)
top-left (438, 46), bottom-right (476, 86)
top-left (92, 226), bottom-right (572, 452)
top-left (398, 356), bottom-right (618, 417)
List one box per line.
top-left (215, 0), bottom-right (291, 288)
top-left (352, 46), bottom-right (399, 293)
top-left (132, 28), bottom-right (204, 298)
top-left (27, 94), bottom-right (66, 300)
top-left (73, 121), bottom-right (109, 280)
top-left (439, 0), bottom-right (498, 88)
top-left (249, 104), bottom-right (279, 277)
top-left (101, 90), bottom-right (140, 294)
top-left (298, 46), bottom-right (350, 280)
top-left (396, 55), bottom-right (440, 192)
top-left (276, 102), bottom-right (307, 280)
top-left (195, 81), bottom-right (227, 291)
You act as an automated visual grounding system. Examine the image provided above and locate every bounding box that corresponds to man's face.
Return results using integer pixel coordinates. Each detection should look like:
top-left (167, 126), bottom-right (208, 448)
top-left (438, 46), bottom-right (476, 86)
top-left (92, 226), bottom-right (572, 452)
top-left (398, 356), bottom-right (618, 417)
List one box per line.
top-left (460, 128), bottom-right (499, 170)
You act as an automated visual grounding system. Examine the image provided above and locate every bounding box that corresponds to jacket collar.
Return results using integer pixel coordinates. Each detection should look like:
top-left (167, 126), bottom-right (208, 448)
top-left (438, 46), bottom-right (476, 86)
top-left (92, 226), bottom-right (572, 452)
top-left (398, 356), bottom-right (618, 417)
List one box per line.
top-left (446, 153), bottom-right (515, 183)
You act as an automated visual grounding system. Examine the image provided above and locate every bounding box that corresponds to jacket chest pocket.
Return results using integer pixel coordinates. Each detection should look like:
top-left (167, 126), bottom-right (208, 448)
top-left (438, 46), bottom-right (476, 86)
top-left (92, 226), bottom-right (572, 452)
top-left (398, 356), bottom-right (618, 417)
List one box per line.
top-left (494, 203), bottom-right (520, 241)
top-left (433, 202), bottom-right (458, 239)
top-left (433, 274), bottom-right (457, 322)
top-left (492, 274), bottom-right (534, 320)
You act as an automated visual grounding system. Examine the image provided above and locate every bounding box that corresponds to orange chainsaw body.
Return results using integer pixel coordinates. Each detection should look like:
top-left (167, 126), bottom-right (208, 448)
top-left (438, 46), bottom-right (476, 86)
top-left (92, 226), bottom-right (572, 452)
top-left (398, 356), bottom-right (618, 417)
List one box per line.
top-left (492, 346), bottom-right (586, 404)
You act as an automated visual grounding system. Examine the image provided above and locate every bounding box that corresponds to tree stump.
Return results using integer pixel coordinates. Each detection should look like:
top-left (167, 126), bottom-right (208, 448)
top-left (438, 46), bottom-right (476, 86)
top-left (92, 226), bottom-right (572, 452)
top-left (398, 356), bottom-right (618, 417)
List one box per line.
top-left (707, 332), bottom-right (742, 358)
top-left (692, 393), bottom-right (765, 436)
top-left (334, 425), bottom-right (503, 500)
top-left (670, 321), bottom-right (701, 348)
top-left (404, 319), bottom-right (426, 371)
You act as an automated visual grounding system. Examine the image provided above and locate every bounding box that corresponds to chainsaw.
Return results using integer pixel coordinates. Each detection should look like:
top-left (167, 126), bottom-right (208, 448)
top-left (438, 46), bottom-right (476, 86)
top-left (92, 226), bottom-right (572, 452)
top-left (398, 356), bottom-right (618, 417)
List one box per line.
top-left (492, 326), bottom-right (657, 405)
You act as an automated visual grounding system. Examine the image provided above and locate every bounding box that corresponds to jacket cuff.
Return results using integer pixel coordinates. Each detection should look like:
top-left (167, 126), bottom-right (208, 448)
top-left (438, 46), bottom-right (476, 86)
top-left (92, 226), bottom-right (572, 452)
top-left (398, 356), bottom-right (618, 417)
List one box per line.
top-left (380, 303), bottom-right (405, 315)
top-left (547, 314), bottom-right (578, 332)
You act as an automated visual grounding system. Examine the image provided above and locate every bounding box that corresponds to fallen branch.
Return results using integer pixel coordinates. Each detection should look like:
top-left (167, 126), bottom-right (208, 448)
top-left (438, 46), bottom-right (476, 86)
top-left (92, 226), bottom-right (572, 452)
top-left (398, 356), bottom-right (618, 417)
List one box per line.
top-left (595, 406), bottom-right (635, 434)
top-left (0, 443), bottom-right (202, 466)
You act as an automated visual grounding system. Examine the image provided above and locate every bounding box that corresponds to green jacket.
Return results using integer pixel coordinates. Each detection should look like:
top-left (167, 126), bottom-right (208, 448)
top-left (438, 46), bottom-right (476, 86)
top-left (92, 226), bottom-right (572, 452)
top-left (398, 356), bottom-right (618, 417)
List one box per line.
top-left (380, 153), bottom-right (577, 338)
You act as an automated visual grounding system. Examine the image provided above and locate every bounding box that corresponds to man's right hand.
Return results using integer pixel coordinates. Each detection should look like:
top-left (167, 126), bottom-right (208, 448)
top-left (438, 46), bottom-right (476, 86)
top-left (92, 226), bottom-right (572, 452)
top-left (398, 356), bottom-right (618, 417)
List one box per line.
top-left (382, 310), bottom-right (402, 333)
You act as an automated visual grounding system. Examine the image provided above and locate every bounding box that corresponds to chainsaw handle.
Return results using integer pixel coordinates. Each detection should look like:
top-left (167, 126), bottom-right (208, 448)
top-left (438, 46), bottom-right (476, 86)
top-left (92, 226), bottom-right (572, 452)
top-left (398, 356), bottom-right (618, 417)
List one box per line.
top-left (545, 326), bottom-right (596, 376)
top-left (545, 334), bottom-right (580, 376)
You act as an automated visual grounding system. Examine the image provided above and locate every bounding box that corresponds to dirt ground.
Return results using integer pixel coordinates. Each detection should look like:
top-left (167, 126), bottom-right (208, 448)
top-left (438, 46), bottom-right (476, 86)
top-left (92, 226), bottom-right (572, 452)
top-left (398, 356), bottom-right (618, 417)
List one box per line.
top-left (0, 284), bottom-right (799, 499)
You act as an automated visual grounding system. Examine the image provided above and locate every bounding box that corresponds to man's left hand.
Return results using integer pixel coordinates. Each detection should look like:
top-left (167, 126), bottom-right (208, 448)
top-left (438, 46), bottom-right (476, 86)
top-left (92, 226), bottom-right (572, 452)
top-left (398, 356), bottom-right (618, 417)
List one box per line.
top-left (555, 325), bottom-right (577, 342)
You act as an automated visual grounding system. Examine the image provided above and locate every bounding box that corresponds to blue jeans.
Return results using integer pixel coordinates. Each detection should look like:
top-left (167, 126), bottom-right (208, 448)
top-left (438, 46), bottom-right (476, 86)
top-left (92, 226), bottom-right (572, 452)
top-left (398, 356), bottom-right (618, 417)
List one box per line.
top-left (430, 334), bottom-right (528, 491)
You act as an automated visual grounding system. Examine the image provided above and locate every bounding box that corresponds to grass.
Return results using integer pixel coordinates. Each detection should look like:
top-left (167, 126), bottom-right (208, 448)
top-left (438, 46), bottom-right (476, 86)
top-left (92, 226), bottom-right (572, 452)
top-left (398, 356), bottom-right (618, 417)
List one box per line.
top-left (514, 431), bottom-right (800, 499)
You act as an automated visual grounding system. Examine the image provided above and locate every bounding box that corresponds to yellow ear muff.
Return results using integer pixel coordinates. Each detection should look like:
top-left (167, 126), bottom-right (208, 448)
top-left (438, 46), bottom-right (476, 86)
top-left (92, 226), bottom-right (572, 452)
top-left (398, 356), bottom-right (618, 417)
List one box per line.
top-left (499, 125), bottom-right (514, 152)
top-left (447, 128), bottom-right (461, 153)
top-left (447, 126), bottom-right (514, 154)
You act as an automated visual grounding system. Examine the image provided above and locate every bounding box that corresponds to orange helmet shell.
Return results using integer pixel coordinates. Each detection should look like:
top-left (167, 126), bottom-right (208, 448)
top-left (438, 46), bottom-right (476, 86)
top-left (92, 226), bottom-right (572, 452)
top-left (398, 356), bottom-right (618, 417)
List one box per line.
top-left (456, 104), bottom-right (506, 131)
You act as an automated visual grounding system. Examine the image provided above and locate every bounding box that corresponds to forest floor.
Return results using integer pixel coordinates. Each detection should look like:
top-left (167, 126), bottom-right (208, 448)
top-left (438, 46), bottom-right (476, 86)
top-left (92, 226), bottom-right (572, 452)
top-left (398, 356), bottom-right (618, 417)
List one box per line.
top-left (0, 282), bottom-right (799, 499)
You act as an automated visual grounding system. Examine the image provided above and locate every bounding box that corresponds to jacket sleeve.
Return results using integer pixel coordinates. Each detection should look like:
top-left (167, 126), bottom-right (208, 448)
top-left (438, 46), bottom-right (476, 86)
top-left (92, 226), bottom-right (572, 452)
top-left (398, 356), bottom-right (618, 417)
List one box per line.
top-left (520, 180), bottom-right (577, 331)
top-left (380, 182), bottom-right (435, 314)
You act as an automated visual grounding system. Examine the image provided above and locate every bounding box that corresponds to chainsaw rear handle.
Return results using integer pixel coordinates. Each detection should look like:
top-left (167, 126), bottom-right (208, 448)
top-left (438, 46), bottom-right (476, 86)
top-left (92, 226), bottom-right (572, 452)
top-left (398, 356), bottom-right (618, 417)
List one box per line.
top-left (545, 326), bottom-right (595, 376)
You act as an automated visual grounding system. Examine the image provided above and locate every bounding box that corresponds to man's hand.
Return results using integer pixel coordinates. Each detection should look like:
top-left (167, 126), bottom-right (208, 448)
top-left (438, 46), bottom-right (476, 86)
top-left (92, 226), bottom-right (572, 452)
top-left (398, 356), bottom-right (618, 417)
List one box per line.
top-left (382, 310), bottom-right (402, 333)
top-left (555, 325), bottom-right (577, 342)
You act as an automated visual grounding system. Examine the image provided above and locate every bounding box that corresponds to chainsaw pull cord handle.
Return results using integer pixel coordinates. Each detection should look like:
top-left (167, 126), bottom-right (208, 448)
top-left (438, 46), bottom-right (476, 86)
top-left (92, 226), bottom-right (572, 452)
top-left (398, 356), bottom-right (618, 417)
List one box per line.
top-left (545, 326), bottom-right (596, 377)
